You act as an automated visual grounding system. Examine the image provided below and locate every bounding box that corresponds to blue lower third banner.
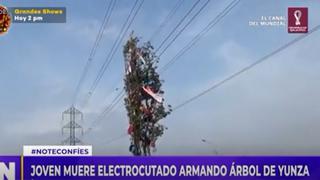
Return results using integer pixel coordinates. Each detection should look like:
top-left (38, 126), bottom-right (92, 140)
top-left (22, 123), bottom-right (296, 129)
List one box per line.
top-left (2, 156), bottom-right (320, 179)
top-left (0, 156), bottom-right (21, 179)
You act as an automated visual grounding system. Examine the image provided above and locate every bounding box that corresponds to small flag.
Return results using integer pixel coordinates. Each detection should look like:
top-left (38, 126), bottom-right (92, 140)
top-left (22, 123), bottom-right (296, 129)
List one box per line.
top-left (126, 61), bottom-right (132, 75)
top-left (142, 86), bottom-right (163, 103)
top-left (127, 124), bottom-right (133, 135)
top-left (137, 52), bottom-right (146, 64)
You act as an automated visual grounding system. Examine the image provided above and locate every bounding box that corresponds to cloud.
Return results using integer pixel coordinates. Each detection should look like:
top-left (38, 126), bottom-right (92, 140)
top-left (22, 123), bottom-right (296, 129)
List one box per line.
top-left (0, 0), bottom-right (319, 156)
top-left (63, 18), bottom-right (102, 43)
top-left (159, 32), bottom-right (320, 155)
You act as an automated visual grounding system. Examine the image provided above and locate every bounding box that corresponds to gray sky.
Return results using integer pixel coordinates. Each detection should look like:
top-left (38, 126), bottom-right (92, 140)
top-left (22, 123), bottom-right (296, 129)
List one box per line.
top-left (0, 0), bottom-right (319, 155)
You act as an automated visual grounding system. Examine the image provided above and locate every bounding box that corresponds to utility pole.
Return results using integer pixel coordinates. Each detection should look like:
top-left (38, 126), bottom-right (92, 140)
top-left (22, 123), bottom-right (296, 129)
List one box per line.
top-left (62, 106), bottom-right (83, 145)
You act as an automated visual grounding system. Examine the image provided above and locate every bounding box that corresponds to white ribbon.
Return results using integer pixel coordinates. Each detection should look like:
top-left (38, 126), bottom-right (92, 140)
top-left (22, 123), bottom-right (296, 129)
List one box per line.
top-left (142, 86), bottom-right (163, 103)
top-left (137, 52), bottom-right (146, 64)
top-left (125, 61), bottom-right (132, 75)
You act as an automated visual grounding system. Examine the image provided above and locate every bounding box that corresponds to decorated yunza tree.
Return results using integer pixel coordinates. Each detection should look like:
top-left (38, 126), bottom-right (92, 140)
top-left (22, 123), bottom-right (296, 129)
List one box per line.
top-left (123, 35), bottom-right (171, 156)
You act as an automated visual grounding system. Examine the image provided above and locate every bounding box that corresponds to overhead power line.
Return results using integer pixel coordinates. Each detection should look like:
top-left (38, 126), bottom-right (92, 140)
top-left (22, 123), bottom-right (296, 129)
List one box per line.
top-left (157, 0), bottom-right (211, 57)
top-left (82, 0), bottom-right (144, 106)
top-left (160, 0), bottom-right (240, 73)
top-left (149, 0), bottom-right (185, 42)
top-left (72, 0), bottom-right (116, 105)
top-left (173, 24), bottom-right (320, 111)
top-left (100, 89), bottom-right (124, 118)
top-left (84, 89), bottom-right (125, 135)
top-left (89, 0), bottom-right (117, 61)
top-left (105, 133), bottom-right (128, 144)
top-left (155, 0), bottom-right (201, 53)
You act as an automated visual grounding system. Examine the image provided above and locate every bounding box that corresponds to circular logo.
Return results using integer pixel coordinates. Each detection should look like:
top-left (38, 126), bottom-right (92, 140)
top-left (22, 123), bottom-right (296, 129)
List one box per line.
top-left (0, 5), bottom-right (11, 35)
